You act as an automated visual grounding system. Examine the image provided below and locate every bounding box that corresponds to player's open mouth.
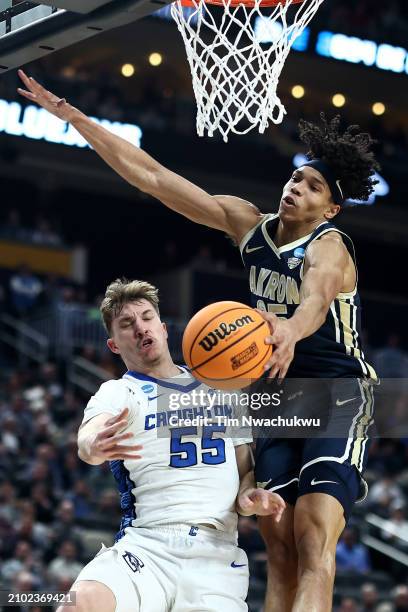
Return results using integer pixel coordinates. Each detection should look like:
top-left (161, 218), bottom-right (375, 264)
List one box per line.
top-left (140, 338), bottom-right (154, 351)
top-left (283, 195), bottom-right (296, 206)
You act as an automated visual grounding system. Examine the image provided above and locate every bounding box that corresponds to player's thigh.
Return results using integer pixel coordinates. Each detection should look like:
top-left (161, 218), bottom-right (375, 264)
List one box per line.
top-left (72, 544), bottom-right (169, 612)
top-left (299, 436), bottom-right (370, 523)
top-left (173, 541), bottom-right (248, 612)
top-left (57, 580), bottom-right (116, 612)
top-left (255, 437), bottom-right (302, 506)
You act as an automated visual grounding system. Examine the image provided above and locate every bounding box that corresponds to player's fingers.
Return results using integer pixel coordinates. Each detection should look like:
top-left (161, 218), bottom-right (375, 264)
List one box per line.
top-left (29, 76), bottom-right (47, 95)
top-left (103, 444), bottom-right (143, 453)
top-left (107, 453), bottom-right (143, 460)
top-left (18, 69), bottom-right (33, 90)
top-left (17, 88), bottom-right (37, 102)
top-left (101, 419), bottom-right (129, 436)
top-left (99, 437), bottom-right (137, 451)
top-left (104, 408), bottom-right (128, 425)
top-left (268, 365), bottom-right (280, 379)
top-left (239, 495), bottom-right (254, 510)
top-left (105, 408), bottom-right (129, 425)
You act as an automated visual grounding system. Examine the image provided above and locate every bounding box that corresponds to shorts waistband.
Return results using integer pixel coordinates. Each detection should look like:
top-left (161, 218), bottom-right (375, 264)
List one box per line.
top-left (144, 523), bottom-right (237, 544)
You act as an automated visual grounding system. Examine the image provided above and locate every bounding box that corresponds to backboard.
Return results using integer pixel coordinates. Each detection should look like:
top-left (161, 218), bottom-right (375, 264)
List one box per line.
top-left (0, 0), bottom-right (173, 72)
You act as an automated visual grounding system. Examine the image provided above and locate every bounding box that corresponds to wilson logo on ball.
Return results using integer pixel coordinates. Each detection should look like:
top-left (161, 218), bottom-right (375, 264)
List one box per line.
top-left (198, 315), bottom-right (254, 352)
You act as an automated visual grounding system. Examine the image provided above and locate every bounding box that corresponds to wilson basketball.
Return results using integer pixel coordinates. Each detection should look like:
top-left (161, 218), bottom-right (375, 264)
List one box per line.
top-left (182, 301), bottom-right (272, 390)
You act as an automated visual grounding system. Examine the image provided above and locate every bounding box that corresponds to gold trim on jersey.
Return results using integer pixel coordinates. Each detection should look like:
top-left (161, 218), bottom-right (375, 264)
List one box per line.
top-left (350, 380), bottom-right (375, 472)
top-left (336, 295), bottom-right (377, 381)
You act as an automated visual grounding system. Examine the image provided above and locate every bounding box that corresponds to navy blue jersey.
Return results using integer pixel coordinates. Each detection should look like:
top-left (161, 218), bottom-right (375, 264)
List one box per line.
top-left (240, 214), bottom-right (376, 379)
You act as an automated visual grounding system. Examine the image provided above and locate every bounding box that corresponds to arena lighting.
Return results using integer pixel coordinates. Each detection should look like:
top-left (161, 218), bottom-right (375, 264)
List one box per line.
top-left (121, 63), bottom-right (135, 78)
top-left (293, 153), bottom-right (390, 205)
top-left (372, 102), bottom-right (386, 116)
top-left (316, 31), bottom-right (408, 75)
top-left (254, 19), bottom-right (310, 51)
top-left (332, 93), bottom-right (346, 108)
top-left (149, 52), bottom-right (163, 67)
top-left (251, 19), bottom-right (408, 77)
top-left (0, 99), bottom-right (143, 148)
top-left (291, 85), bottom-right (305, 99)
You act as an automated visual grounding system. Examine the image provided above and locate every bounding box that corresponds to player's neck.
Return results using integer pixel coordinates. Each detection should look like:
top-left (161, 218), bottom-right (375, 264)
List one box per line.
top-left (274, 219), bottom-right (326, 248)
top-left (128, 356), bottom-right (182, 380)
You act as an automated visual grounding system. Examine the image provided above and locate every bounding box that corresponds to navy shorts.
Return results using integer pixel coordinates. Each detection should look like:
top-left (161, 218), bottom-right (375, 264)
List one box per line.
top-left (254, 378), bottom-right (375, 522)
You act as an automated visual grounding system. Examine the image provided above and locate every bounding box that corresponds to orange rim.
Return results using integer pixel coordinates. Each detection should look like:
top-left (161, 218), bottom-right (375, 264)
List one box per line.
top-left (180, 0), bottom-right (304, 7)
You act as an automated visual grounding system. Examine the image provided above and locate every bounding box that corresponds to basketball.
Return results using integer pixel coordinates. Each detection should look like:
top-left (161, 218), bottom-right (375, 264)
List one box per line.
top-left (182, 301), bottom-right (272, 390)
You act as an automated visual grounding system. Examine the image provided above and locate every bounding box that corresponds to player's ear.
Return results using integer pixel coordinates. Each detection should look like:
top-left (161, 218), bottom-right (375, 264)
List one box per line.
top-left (324, 203), bottom-right (341, 220)
top-left (107, 338), bottom-right (120, 354)
top-left (162, 321), bottom-right (168, 339)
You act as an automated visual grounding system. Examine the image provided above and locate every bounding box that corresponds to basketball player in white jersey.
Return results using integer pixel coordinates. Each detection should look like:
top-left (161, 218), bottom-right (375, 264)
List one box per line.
top-left (57, 278), bottom-right (285, 612)
top-left (19, 72), bottom-right (379, 612)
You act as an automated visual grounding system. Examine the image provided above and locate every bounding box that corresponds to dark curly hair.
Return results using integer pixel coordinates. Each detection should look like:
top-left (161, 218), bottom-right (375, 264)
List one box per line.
top-left (298, 113), bottom-right (380, 202)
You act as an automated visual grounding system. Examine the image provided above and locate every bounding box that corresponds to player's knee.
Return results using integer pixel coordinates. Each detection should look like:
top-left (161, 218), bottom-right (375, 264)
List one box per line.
top-left (266, 539), bottom-right (298, 582)
top-left (57, 581), bottom-right (117, 612)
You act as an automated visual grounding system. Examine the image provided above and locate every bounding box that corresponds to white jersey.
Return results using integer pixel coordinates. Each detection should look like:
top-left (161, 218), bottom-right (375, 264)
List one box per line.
top-left (83, 367), bottom-right (252, 540)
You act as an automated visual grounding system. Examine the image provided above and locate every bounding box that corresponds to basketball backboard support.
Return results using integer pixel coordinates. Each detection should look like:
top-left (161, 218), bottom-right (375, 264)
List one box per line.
top-left (0, 0), bottom-right (172, 73)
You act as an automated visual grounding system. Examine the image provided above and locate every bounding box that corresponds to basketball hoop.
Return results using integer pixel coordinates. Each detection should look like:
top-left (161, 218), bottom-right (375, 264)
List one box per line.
top-left (171, 0), bottom-right (325, 141)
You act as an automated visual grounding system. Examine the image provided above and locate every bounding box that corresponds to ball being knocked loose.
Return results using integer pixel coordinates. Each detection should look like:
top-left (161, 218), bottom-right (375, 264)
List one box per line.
top-left (182, 301), bottom-right (272, 389)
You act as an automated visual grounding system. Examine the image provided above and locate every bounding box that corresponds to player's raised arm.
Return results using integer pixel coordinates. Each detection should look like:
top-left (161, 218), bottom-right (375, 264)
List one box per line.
top-left (17, 70), bottom-right (260, 242)
top-left (259, 232), bottom-right (349, 379)
top-left (78, 407), bottom-right (142, 466)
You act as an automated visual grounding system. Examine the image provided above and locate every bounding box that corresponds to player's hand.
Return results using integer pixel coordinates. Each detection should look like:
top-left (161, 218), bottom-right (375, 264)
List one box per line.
top-left (256, 310), bottom-right (299, 380)
top-left (17, 69), bottom-right (78, 122)
top-left (238, 488), bottom-right (285, 521)
top-left (88, 408), bottom-right (143, 462)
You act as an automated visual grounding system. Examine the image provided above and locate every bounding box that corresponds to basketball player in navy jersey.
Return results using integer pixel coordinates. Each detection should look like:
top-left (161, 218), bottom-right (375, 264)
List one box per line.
top-left (19, 72), bottom-right (379, 612)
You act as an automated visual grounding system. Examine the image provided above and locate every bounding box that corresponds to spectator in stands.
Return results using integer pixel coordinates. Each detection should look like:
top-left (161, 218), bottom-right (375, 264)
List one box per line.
top-left (9, 265), bottom-right (43, 318)
top-left (47, 539), bottom-right (84, 586)
top-left (40, 362), bottom-right (63, 401)
top-left (393, 585), bottom-right (408, 612)
top-left (67, 479), bottom-right (94, 521)
top-left (48, 500), bottom-right (85, 557)
top-left (1, 540), bottom-right (42, 584)
top-left (336, 527), bottom-right (371, 573)
top-left (0, 414), bottom-right (20, 455)
top-left (381, 503), bottom-right (408, 551)
top-left (1, 208), bottom-right (26, 242)
top-left (373, 333), bottom-right (408, 378)
top-left (367, 474), bottom-right (405, 516)
top-left (337, 597), bottom-right (359, 612)
top-left (32, 217), bottom-right (62, 247)
top-left (360, 582), bottom-right (379, 611)
top-left (0, 481), bottom-right (18, 523)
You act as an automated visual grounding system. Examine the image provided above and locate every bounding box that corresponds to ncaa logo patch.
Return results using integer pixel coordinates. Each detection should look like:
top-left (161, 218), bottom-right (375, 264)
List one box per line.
top-left (141, 384), bottom-right (155, 394)
top-left (287, 257), bottom-right (302, 270)
top-left (122, 551), bottom-right (144, 573)
top-left (293, 247), bottom-right (305, 258)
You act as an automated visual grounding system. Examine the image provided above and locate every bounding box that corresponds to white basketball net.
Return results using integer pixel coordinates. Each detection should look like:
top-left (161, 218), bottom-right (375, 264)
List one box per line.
top-left (171, 0), bottom-right (325, 142)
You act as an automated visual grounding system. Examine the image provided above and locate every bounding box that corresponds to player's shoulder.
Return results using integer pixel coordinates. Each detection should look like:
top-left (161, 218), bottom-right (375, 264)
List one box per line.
top-left (311, 229), bottom-right (348, 254)
top-left (96, 377), bottom-right (146, 402)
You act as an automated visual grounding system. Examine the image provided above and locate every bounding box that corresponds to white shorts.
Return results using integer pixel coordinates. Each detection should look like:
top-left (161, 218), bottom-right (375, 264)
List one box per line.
top-left (74, 523), bottom-right (249, 612)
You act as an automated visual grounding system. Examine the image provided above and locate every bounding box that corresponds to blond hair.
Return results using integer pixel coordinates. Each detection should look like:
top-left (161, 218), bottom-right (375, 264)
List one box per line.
top-left (100, 278), bottom-right (160, 334)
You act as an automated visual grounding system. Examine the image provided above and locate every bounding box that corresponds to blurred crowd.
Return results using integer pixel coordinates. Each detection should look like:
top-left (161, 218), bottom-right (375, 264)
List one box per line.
top-left (0, 209), bottom-right (64, 248)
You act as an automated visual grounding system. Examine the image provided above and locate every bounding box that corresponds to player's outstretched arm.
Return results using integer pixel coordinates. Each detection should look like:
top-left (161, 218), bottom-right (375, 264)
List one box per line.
top-left (234, 444), bottom-right (285, 521)
top-left (236, 470), bottom-right (286, 521)
top-left (258, 232), bottom-right (348, 379)
top-left (17, 70), bottom-right (260, 242)
top-left (78, 407), bottom-right (142, 466)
